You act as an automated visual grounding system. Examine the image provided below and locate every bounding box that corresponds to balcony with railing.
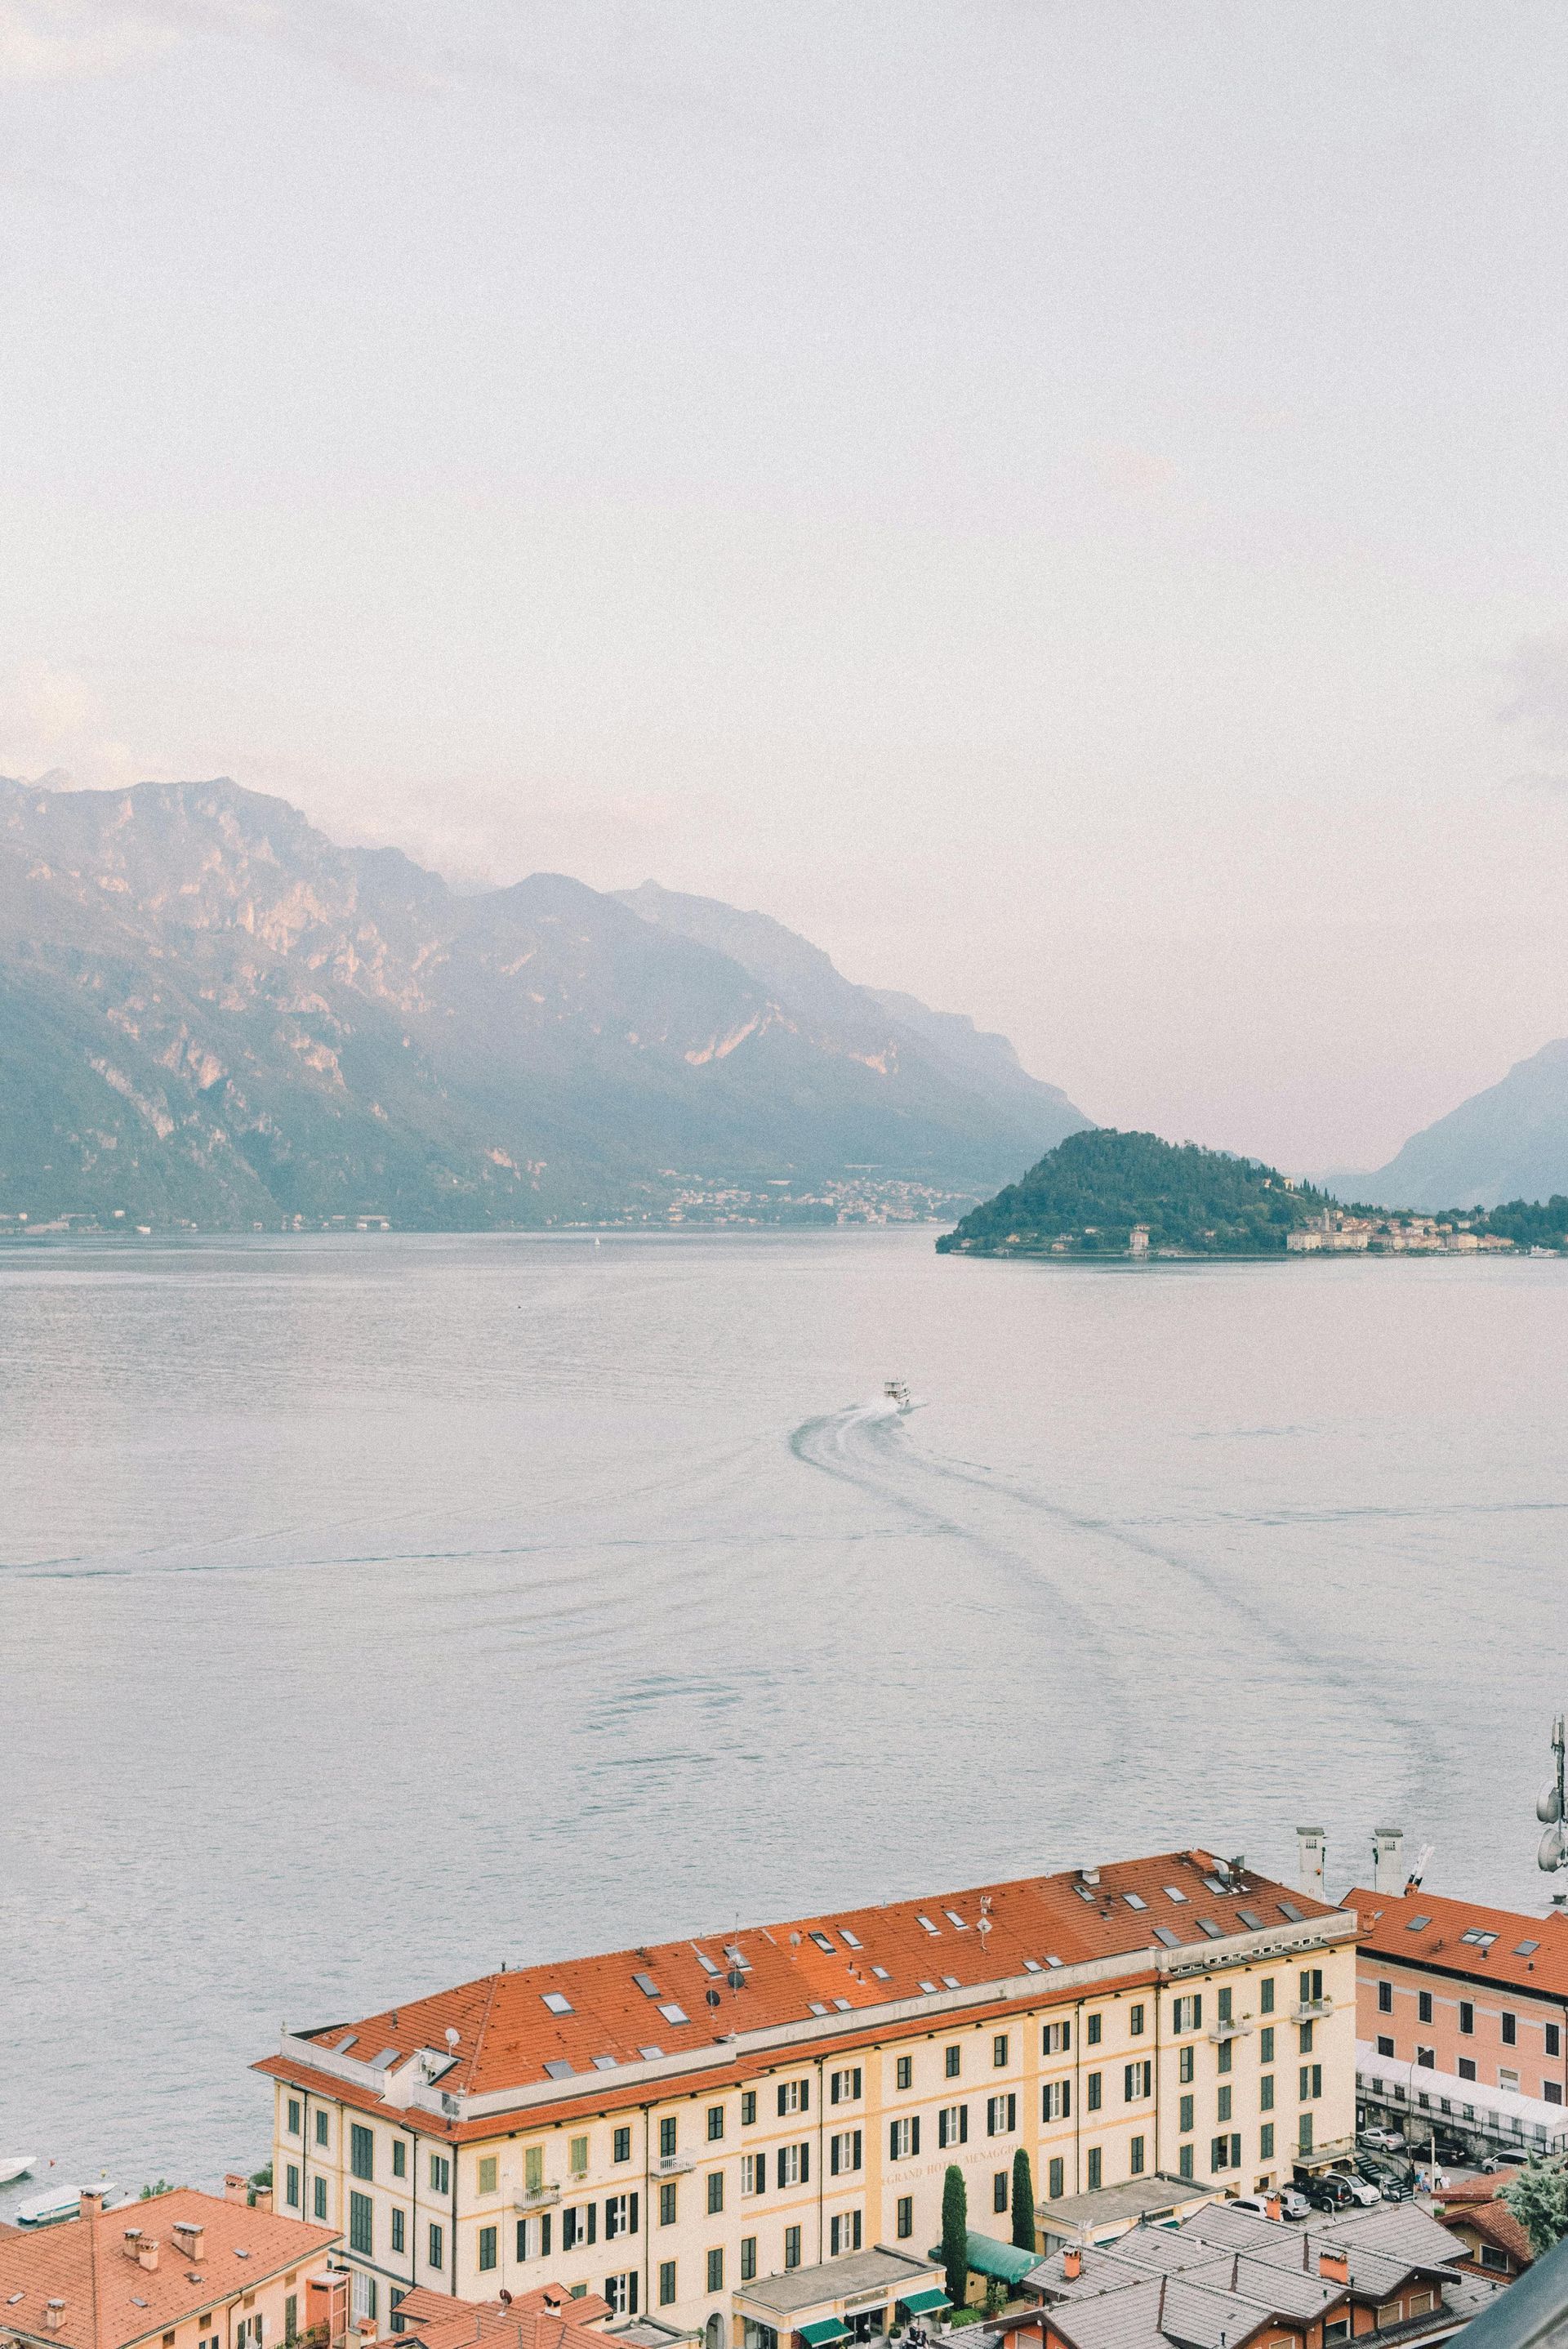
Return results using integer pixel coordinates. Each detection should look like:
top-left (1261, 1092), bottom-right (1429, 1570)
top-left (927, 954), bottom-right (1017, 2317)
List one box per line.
top-left (513, 2181), bottom-right (562, 2210)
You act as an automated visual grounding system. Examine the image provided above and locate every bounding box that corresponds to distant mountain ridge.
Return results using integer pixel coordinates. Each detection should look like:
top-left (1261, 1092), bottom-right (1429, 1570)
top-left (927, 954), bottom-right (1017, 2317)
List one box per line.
top-left (938, 1127), bottom-right (1327, 1257)
top-left (0, 778), bottom-right (1090, 1229)
top-left (1370, 1037), bottom-right (1568, 1209)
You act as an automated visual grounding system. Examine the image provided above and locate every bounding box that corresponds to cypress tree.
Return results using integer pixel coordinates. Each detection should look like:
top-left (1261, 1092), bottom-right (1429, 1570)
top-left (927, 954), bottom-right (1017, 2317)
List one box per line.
top-left (941, 2163), bottom-right (969, 2313)
top-left (1010, 2146), bottom-right (1036, 2253)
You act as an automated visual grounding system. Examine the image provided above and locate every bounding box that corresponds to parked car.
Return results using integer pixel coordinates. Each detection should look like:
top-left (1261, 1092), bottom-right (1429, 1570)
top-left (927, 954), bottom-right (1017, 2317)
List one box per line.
top-left (1277, 2188), bottom-right (1312, 2221)
top-left (1432, 2137), bottom-right (1472, 2166)
top-left (1304, 2174), bottom-right (1356, 2212)
top-left (1359, 2127), bottom-right (1406, 2153)
top-left (1230, 2194), bottom-right (1278, 2219)
top-left (1343, 2177), bottom-right (1384, 2207)
top-left (1479, 2151), bottom-right (1526, 2175)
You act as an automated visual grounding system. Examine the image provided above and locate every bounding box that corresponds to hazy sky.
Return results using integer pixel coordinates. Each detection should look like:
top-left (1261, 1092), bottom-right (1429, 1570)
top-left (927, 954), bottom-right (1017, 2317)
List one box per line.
top-left (2, 2), bottom-right (1567, 1170)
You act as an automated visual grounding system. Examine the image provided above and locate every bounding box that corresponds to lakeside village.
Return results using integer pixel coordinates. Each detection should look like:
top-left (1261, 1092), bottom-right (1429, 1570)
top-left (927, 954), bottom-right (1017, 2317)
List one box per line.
top-left (8, 1838), bottom-right (1568, 2349)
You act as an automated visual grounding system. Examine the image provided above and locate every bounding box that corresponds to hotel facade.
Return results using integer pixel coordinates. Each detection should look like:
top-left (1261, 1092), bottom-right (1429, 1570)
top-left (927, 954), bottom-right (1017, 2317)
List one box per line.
top-left (255, 1851), bottom-right (1357, 2348)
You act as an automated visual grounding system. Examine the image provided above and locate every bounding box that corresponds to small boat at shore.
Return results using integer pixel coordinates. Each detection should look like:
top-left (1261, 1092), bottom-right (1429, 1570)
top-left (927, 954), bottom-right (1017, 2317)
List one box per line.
top-left (0, 2155), bottom-right (36, 2186)
top-left (14, 2181), bottom-right (123, 2226)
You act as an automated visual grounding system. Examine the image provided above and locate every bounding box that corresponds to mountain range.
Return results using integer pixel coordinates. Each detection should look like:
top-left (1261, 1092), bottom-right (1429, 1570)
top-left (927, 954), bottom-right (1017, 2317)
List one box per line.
top-left (0, 778), bottom-right (1089, 1230)
top-left (1363, 1037), bottom-right (1568, 1210)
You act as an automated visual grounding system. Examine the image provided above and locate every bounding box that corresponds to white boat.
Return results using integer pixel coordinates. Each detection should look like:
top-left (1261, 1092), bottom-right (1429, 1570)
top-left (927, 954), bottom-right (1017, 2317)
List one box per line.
top-left (14, 2182), bottom-right (122, 2226)
top-left (884, 1380), bottom-right (912, 1411)
top-left (0, 2155), bottom-right (36, 2186)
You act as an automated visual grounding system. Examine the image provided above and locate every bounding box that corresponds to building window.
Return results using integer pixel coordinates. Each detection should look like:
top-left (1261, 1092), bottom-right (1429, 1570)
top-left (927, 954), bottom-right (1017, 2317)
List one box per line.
top-left (1042, 2080), bottom-right (1071, 2122)
top-left (1418, 1991), bottom-right (1433, 2024)
top-left (1129, 2137), bottom-right (1145, 2177)
top-left (889, 2119), bottom-right (919, 2160)
top-left (1211, 2136), bottom-right (1237, 2173)
top-left (428, 2223), bottom-right (444, 2271)
top-left (1459, 2058), bottom-right (1477, 2082)
top-left (896, 2057), bottom-right (913, 2092)
top-left (707, 2106), bottom-right (725, 2142)
top-left (1124, 2062), bottom-right (1152, 2102)
top-left (313, 2179), bottom-right (327, 2222)
top-left (1179, 2047), bottom-right (1195, 2085)
top-left (1417, 2047), bottom-right (1435, 2070)
top-left (1300, 1968), bottom-right (1322, 2006)
top-left (1300, 2065), bottom-right (1322, 2102)
top-left (1259, 1979), bottom-right (1275, 2014)
top-left (1503, 2012), bottom-right (1518, 2047)
top-left (351, 2275), bottom-right (376, 2326)
top-left (1298, 2115), bottom-right (1314, 2156)
top-left (1173, 1997), bottom-right (1201, 2035)
top-left (831, 2132), bottom-right (863, 2176)
top-left (986, 2096), bottom-right (1018, 2137)
top-left (658, 2264), bottom-right (677, 2307)
top-left (1087, 2014), bottom-right (1102, 2046)
top-left (392, 2142), bottom-right (406, 2179)
top-left (1378, 2037), bottom-right (1395, 2059)
top-left (568, 2136), bottom-right (589, 2177)
top-left (830, 2213), bottom-right (862, 2256)
top-left (350, 2193), bottom-right (373, 2255)
top-left (993, 2035), bottom-right (1009, 2067)
top-left (1480, 2244), bottom-right (1510, 2274)
top-left (1259, 2124), bottom-right (1274, 2160)
top-left (777, 2080), bottom-right (810, 2115)
top-left (1218, 1988), bottom-right (1233, 2026)
top-left (1546, 2083), bottom-right (1564, 2106)
top-left (524, 2147), bottom-right (544, 2195)
top-left (777, 2143), bottom-right (809, 2186)
top-left (784, 2227), bottom-right (801, 2271)
top-left (1129, 2005), bottom-right (1145, 2036)
top-left (742, 2091), bottom-right (757, 2125)
top-left (1049, 2159), bottom-right (1065, 2200)
top-left (478, 2227), bottom-right (497, 2273)
top-left (314, 2113), bottom-right (329, 2148)
top-left (287, 2101), bottom-right (301, 2137)
top-left (938, 2106), bottom-right (969, 2149)
top-left (707, 2173), bottom-right (724, 2215)
top-left (1218, 2088), bottom-right (1232, 2124)
top-left (660, 2118), bottom-right (677, 2160)
top-left (1041, 2022), bottom-right (1071, 2056)
top-left (1298, 2020), bottom-right (1314, 2055)
top-left (478, 2156), bottom-right (497, 2195)
top-left (1325, 2324), bottom-right (1349, 2344)
top-left (613, 2127), bottom-right (631, 2163)
top-left (284, 2298), bottom-right (298, 2342)
top-left (1087, 2073), bottom-right (1102, 2113)
top-left (1178, 2146), bottom-right (1193, 2181)
top-left (563, 2206), bottom-right (598, 2252)
top-left (430, 2155), bottom-right (450, 2195)
top-left (1378, 1982), bottom-right (1392, 2014)
top-left (606, 2194), bottom-right (639, 2240)
top-left (1459, 2003), bottom-right (1474, 2035)
top-left (1086, 2147), bottom-right (1102, 2191)
top-left (391, 2209), bottom-right (404, 2255)
top-left (946, 2047), bottom-right (962, 2079)
top-left (1259, 2074), bottom-right (1275, 2113)
top-left (1179, 2094), bottom-right (1194, 2134)
top-left (1218, 2039), bottom-right (1233, 2077)
top-left (706, 2250), bottom-right (724, 2294)
top-left (285, 2165), bottom-right (300, 2210)
top-left (897, 2197), bottom-right (914, 2240)
top-left (741, 2239), bottom-right (757, 2283)
top-left (604, 2276), bottom-right (639, 2316)
top-left (350, 2126), bottom-right (374, 2182)
top-left (993, 2172), bottom-right (1009, 2214)
top-left (1259, 2026), bottom-right (1275, 2064)
top-left (660, 2182), bottom-right (677, 2226)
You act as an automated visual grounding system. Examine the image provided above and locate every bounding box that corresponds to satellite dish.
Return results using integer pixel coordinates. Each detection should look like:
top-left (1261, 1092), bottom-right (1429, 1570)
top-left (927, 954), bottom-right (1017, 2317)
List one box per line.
top-left (1539, 1782), bottom-right (1562, 1825)
top-left (727, 1969), bottom-right (746, 1991)
top-left (1539, 1823), bottom-right (1568, 1873)
top-left (445, 2026), bottom-right (461, 2050)
top-left (706, 1986), bottom-right (722, 2008)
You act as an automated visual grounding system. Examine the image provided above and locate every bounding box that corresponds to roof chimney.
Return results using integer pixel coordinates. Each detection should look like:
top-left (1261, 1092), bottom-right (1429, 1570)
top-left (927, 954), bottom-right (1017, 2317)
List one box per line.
top-left (224, 2174), bottom-right (250, 2205)
top-left (79, 2189), bottom-right (108, 2223)
top-left (542, 2292), bottom-right (564, 2316)
top-left (171, 2222), bottom-right (206, 2262)
top-left (122, 2230), bottom-right (145, 2262)
top-left (1296, 1827), bottom-right (1325, 1899)
top-left (1062, 2249), bottom-right (1082, 2281)
top-left (44, 2303), bottom-right (67, 2332)
top-left (1079, 1869), bottom-right (1099, 1888)
top-left (137, 2240), bottom-right (161, 2273)
top-left (1318, 2249), bottom-right (1348, 2286)
top-left (1372, 1829), bottom-right (1405, 1898)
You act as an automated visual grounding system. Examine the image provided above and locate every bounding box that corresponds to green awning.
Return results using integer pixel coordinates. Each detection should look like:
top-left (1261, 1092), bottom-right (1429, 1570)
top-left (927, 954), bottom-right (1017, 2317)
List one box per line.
top-left (799, 2324), bottom-right (851, 2346)
top-left (897, 2291), bottom-right (951, 2318)
top-left (927, 2233), bottom-right (1038, 2286)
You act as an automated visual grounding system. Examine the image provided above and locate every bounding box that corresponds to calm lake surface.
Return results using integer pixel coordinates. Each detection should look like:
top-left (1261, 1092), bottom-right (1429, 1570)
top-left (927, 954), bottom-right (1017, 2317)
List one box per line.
top-left (1, 1229), bottom-right (1562, 2209)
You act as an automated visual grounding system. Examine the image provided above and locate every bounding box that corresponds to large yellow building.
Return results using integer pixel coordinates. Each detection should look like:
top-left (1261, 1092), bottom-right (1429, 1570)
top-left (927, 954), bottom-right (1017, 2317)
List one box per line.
top-left (255, 1851), bottom-right (1357, 2349)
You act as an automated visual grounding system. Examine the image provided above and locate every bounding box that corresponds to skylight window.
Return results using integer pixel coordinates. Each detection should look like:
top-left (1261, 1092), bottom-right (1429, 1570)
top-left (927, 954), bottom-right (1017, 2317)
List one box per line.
top-left (633, 1973), bottom-right (662, 1998)
top-left (919, 1980), bottom-right (938, 1995)
top-left (1516, 1941), bottom-right (1541, 1956)
top-left (1197, 1919), bottom-right (1224, 1939)
top-left (1460, 1930), bottom-right (1498, 1948)
top-left (1152, 1927), bottom-right (1181, 1948)
top-left (1124, 1894), bottom-right (1147, 1910)
top-left (808, 2002), bottom-right (828, 2017)
top-left (1202, 1877), bottom-right (1228, 1896)
top-left (1236, 1910), bottom-right (1263, 1932)
top-left (917, 1915), bottom-right (940, 1934)
top-left (638, 2045), bottom-right (665, 2061)
top-left (658, 2003), bottom-right (690, 2026)
top-left (371, 2045), bottom-right (400, 2069)
top-left (1163, 1888), bottom-right (1188, 1903)
top-left (1279, 1902), bottom-right (1304, 1923)
top-left (592, 2055), bottom-right (618, 2070)
top-left (692, 1949), bottom-right (719, 1974)
top-left (840, 1928), bottom-right (862, 1948)
top-left (1045, 1955), bottom-right (1064, 1968)
top-left (1072, 1883), bottom-right (1098, 1903)
top-left (871, 1965), bottom-right (891, 1981)
top-left (335, 2033), bottom-right (359, 2053)
top-left (941, 1974), bottom-right (960, 1990)
top-left (724, 1946), bottom-right (751, 1970)
top-left (944, 1910), bottom-right (969, 1928)
top-left (810, 1931), bottom-right (836, 1953)
top-left (833, 1998), bottom-right (852, 2011)
top-left (1404, 1915), bottom-right (1431, 1932)
top-left (544, 2060), bottom-right (575, 2079)
top-left (1022, 1959), bottom-right (1043, 1974)
top-left (541, 1992), bottom-right (573, 2016)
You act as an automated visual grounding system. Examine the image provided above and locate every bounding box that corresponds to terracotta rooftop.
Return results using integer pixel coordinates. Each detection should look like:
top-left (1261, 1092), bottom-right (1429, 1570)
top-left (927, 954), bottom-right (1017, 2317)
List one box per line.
top-left (1439, 2199), bottom-right (1535, 2269)
top-left (0, 2188), bottom-right (338, 2349)
top-left (1348, 1885), bottom-right (1568, 1999)
top-left (391, 2286), bottom-right (610, 2349)
top-left (265, 1851), bottom-right (1343, 2115)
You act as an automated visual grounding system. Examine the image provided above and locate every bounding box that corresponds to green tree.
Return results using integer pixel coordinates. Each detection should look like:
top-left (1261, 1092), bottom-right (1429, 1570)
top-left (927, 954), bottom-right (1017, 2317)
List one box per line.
top-left (942, 2164), bottom-right (969, 2312)
top-left (1010, 2147), bottom-right (1036, 2254)
top-left (1502, 2157), bottom-right (1568, 2258)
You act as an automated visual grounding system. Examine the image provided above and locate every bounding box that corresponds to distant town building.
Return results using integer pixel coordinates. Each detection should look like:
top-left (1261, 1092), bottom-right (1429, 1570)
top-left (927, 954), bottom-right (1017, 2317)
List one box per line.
top-left (255, 1852), bottom-right (1357, 2343)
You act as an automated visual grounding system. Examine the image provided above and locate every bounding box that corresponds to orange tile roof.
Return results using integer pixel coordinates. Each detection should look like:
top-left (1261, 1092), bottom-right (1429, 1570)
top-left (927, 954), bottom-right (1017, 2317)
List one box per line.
top-left (261, 1850), bottom-right (1343, 2124)
top-left (0, 2189), bottom-right (338, 2349)
top-left (1348, 1885), bottom-right (1568, 2000)
top-left (1438, 2199), bottom-right (1534, 2268)
top-left (391, 2286), bottom-right (609, 2349)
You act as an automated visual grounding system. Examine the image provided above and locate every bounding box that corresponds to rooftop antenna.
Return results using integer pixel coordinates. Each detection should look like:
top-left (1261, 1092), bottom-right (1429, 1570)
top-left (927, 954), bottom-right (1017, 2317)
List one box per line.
top-left (1539, 1715), bottom-right (1568, 1888)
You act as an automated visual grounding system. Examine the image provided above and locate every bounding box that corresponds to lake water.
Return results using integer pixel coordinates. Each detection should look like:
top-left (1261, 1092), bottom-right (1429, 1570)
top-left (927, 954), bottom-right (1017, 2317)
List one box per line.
top-left (1, 1229), bottom-right (1562, 2213)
